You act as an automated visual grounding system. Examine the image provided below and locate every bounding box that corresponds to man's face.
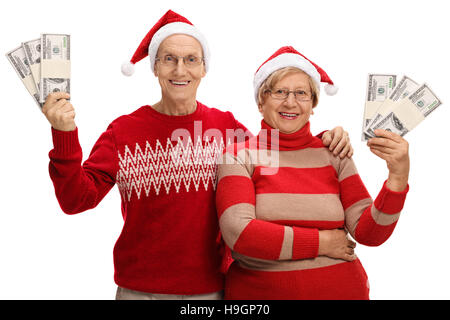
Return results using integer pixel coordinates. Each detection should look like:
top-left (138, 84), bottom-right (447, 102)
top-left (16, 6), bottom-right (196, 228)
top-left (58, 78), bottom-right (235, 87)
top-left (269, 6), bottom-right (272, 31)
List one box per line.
top-left (154, 34), bottom-right (206, 105)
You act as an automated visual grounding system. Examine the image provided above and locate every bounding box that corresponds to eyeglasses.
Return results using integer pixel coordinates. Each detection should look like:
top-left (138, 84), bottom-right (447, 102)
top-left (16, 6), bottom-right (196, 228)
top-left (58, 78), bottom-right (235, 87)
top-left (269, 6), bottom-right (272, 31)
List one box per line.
top-left (155, 54), bottom-right (204, 68)
top-left (267, 88), bottom-right (313, 102)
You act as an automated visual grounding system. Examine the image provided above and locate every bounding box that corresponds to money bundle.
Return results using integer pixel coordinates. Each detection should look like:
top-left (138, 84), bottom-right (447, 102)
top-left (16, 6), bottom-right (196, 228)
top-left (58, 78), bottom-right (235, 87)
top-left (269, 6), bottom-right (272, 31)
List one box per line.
top-left (362, 74), bottom-right (442, 140)
top-left (5, 34), bottom-right (71, 108)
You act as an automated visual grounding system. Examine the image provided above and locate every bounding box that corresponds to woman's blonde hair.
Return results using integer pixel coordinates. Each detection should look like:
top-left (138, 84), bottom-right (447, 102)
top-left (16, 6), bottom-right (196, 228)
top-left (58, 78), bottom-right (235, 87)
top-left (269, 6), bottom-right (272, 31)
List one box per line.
top-left (257, 67), bottom-right (320, 108)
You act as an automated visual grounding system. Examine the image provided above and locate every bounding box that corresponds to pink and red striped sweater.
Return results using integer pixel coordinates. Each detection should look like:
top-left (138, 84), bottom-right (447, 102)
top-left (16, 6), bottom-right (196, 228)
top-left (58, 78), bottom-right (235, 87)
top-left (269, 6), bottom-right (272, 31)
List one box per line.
top-left (216, 120), bottom-right (409, 300)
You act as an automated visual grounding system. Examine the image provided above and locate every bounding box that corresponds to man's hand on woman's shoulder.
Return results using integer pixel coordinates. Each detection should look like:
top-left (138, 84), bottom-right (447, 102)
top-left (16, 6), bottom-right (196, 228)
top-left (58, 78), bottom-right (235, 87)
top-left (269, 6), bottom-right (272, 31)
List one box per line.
top-left (322, 126), bottom-right (354, 158)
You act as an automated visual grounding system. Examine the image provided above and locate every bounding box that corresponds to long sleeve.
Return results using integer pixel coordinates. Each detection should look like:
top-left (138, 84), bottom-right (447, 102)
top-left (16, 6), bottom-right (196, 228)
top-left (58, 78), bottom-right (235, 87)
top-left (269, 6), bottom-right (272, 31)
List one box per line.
top-left (216, 150), bottom-right (319, 261)
top-left (338, 157), bottom-right (409, 246)
top-left (48, 124), bottom-right (118, 214)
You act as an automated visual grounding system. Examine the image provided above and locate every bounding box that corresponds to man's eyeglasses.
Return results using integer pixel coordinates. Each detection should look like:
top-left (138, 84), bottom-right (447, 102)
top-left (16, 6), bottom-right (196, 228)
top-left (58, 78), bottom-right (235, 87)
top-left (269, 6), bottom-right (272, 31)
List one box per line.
top-left (267, 88), bottom-right (313, 102)
top-left (155, 55), bottom-right (204, 68)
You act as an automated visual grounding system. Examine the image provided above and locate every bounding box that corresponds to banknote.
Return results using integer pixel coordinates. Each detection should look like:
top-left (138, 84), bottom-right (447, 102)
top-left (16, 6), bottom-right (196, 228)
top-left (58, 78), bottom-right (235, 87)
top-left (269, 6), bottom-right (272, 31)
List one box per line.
top-left (22, 38), bottom-right (41, 94)
top-left (40, 33), bottom-right (71, 103)
top-left (365, 75), bottom-right (419, 137)
top-left (370, 112), bottom-right (409, 136)
top-left (5, 45), bottom-right (41, 107)
top-left (361, 74), bottom-right (397, 141)
top-left (408, 83), bottom-right (442, 117)
top-left (371, 84), bottom-right (442, 136)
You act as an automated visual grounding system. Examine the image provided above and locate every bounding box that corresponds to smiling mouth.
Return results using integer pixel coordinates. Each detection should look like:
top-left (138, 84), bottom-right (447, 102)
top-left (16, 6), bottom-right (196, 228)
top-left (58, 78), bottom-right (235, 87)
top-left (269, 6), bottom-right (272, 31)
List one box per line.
top-left (169, 80), bottom-right (190, 86)
top-left (279, 112), bottom-right (299, 120)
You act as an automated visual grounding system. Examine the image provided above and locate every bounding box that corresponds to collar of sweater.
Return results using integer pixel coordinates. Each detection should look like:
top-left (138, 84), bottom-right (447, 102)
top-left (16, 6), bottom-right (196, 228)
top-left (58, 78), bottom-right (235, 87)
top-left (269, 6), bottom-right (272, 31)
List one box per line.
top-left (146, 101), bottom-right (204, 123)
top-left (258, 119), bottom-right (315, 151)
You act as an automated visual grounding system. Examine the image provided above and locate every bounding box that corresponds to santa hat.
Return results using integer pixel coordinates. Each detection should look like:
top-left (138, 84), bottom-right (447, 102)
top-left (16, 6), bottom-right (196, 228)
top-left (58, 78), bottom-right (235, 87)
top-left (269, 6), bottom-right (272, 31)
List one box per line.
top-left (253, 46), bottom-right (338, 103)
top-left (121, 10), bottom-right (210, 76)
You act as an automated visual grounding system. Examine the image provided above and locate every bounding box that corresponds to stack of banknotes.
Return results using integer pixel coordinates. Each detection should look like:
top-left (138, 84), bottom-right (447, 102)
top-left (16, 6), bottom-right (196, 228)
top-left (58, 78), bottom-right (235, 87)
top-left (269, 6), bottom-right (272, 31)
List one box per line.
top-left (5, 34), bottom-right (71, 108)
top-left (361, 74), bottom-right (442, 141)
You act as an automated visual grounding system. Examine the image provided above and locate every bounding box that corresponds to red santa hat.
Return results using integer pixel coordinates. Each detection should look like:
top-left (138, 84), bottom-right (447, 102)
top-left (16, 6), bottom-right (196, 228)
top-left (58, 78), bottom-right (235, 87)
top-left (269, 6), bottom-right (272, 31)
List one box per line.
top-left (121, 10), bottom-right (210, 76)
top-left (253, 46), bottom-right (338, 103)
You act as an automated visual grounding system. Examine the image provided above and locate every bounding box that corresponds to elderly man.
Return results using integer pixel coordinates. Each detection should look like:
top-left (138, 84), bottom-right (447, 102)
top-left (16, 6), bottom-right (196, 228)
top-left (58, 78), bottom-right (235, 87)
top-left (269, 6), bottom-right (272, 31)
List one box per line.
top-left (42, 10), bottom-right (353, 300)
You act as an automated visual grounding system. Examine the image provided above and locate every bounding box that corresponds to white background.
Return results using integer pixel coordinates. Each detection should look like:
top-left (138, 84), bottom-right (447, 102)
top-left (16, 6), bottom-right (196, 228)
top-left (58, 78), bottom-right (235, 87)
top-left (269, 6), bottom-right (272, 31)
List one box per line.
top-left (1, 0), bottom-right (449, 299)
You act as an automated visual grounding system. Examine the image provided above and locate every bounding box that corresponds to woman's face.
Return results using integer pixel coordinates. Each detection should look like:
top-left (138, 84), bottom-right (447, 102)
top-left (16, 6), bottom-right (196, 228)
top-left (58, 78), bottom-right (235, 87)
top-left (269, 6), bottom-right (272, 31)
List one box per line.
top-left (154, 34), bottom-right (206, 104)
top-left (259, 72), bottom-right (314, 134)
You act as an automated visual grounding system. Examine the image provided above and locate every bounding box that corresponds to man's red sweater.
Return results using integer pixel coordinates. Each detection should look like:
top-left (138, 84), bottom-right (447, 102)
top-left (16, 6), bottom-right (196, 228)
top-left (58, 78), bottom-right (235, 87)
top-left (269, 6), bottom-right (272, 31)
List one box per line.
top-left (48, 102), bottom-right (249, 294)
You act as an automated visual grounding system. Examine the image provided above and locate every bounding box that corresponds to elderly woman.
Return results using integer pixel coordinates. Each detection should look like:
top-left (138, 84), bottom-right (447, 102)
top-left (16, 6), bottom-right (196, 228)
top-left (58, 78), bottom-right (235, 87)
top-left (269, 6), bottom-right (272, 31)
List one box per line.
top-left (216, 46), bottom-right (410, 300)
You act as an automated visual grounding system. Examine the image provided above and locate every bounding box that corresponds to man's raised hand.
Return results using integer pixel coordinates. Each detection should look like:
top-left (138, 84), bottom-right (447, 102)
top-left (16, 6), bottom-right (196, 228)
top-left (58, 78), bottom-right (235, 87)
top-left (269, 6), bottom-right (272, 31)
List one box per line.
top-left (42, 92), bottom-right (76, 131)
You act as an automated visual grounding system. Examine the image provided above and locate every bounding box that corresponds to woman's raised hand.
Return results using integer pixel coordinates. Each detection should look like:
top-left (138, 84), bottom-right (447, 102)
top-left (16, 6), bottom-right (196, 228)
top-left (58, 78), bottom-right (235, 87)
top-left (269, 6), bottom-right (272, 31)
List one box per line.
top-left (367, 129), bottom-right (410, 192)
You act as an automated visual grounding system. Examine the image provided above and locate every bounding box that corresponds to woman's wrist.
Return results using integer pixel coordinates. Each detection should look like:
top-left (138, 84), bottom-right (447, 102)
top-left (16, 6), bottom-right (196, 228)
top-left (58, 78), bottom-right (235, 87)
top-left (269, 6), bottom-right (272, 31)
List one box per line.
top-left (386, 172), bottom-right (409, 192)
top-left (317, 230), bottom-right (328, 256)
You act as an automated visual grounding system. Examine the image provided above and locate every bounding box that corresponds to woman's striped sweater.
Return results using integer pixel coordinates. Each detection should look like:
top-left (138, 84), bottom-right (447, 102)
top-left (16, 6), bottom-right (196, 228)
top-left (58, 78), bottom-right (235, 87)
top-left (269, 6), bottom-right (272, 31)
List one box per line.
top-left (216, 120), bottom-right (409, 300)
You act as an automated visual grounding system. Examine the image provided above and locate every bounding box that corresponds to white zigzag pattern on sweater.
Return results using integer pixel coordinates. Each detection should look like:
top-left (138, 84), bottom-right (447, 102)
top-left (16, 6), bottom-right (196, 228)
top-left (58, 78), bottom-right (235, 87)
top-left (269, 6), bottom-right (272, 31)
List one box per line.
top-left (116, 137), bottom-right (225, 200)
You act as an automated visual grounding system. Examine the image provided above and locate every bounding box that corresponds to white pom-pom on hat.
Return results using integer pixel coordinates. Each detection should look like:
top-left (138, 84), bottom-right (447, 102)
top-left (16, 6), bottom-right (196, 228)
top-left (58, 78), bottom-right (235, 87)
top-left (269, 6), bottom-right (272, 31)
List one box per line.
top-left (324, 83), bottom-right (338, 96)
top-left (121, 62), bottom-right (135, 76)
